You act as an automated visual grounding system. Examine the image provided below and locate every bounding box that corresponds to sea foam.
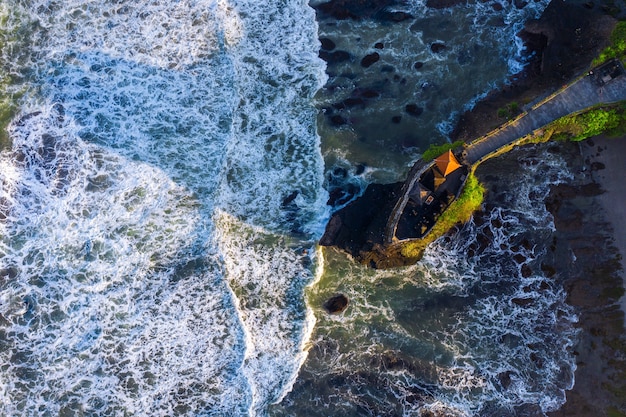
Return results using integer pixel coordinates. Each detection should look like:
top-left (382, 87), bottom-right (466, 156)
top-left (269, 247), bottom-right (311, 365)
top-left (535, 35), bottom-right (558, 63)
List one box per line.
top-left (0, 0), bottom-right (326, 415)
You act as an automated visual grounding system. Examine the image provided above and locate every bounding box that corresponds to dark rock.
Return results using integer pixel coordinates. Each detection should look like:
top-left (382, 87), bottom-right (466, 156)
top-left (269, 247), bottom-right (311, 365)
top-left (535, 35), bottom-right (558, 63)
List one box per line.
top-left (360, 52), bottom-right (380, 68)
top-left (333, 167), bottom-right (348, 178)
top-left (425, 0), bottom-right (466, 8)
top-left (313, 0), bottom-right (399, 20)
top-left (530, 352), bottom-right (544, 368)
top-left (320, 37), bottom-right (336, 51)
top-left (430, 42), bottom-right (447, 53)
top-left (583, 1), bottom-right (594, 9)
top-left (343, 97), bottom-right (366, 107)
top-left (590, 161), bottom-right (605, 171)
top-left (497, 371), bottom-right (514, 389)
top-left (513, 253), bottom-right (527, 264)
top-left (379, 11), bottom-right (414, 22)
top-left (323, 294), bottom-right (349, 314)
top-left (319, 50), bottom-right (351, 64)
top-left (353, 88), bottom-right (380, 98)
top-left (521, 264), bottom-right (533, 278)
top-left (541, 263), bottom-right (557, 277)
top-left (492, 2), bottom-right (503, 11)
top-left (414, 61), bottom-right (424, 70)
top-left (320, 182), bottom-right (402, 258)
top-left (405, 104), bottom-right (424, 117)
top-left (327, 183), bottom-right (359, 207)
top-left (355, 164), bottom-right (366, 175)
top-left (391, 115), bottom-right (402, 124)
top-left (514, 0), bottom-right (528, 9)
top-left (281, 191), bottom-right (299, 207)
top-left (374, 42), bottom-right (384, 49)
top-left (330, 115), bottom-right (348, 126)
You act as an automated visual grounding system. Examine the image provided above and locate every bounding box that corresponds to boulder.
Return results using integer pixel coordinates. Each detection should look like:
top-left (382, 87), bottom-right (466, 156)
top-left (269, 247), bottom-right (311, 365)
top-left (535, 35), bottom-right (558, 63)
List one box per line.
top-left (330, 115), bottom-right (348, 126)
top-left (425, 0), bottom-right (466, 8)
top-left (430, 42), bottom-right (447, 53)
top-left (361, 52), bottom-right (380, 68)
top-left (319, 50), bottom-right (351, 64)
top-left (320, 37), bottom-right (336, 51)
top-left (405, 104), bottom-right (424, 117)
top-left (323, 294), bottom-right (349, 314)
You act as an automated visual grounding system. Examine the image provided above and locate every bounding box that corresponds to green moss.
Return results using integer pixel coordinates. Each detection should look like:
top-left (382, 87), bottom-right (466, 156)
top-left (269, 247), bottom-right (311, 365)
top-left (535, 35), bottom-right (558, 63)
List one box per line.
top-left (400, 172), bottom-right (484, 259)
top-left (593, 21), bottom-right (626, 66)
top-left (421, 140), bottom-right (464, 162)
top-left (532, 103), bottom-right (626, 144)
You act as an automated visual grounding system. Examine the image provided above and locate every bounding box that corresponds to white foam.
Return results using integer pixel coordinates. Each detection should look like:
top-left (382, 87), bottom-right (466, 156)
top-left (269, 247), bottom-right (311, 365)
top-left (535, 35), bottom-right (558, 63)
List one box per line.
top-left (0, 0), bottom-right (327, 415)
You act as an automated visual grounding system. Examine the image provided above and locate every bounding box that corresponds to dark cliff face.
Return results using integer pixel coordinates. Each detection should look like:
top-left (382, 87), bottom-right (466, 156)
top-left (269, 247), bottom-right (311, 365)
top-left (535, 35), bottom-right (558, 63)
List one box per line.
top-left (320, 182), bottom-right (401, 262)
top-left (451, 1), bottom-right (619, 143)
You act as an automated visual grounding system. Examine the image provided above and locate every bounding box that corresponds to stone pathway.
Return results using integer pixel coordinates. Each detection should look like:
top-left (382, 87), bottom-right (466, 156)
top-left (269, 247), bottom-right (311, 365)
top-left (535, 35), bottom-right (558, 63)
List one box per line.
top-left (385, 61), bottom-right (626, 244)
top-left (464, 67), bottom-right (626, 164)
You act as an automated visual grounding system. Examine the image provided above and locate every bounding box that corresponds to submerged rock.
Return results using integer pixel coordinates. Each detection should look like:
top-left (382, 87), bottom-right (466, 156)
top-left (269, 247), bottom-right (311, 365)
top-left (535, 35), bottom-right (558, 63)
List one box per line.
top-left (425, 0), bottom-right (466, 8)
top-left (405, 104), bottom-right (424, 117)
top-left (430, 42), bottom-right (447, 53)
top-left (323, 294), bottom-right (349, 314)
top-left (320, 37), bottom-right (336, 51)
top-left (330, 114), bottom-right (348, 126)
top-left (319, 50), bottom-right (351, 64)
top-left (360, 52), bottom-right (380, 68)
top-left (313, 0), bottom-right (399, 20)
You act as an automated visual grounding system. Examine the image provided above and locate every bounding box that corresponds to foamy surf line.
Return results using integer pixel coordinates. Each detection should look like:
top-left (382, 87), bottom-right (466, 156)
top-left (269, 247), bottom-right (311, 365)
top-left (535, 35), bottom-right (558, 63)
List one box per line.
top-left (0, 1), bottom-right (326, 416)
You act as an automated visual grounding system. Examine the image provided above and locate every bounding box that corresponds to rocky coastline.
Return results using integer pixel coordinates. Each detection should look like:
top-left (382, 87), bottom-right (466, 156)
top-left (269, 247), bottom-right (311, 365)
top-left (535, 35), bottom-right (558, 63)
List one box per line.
top-left (450, 0), bottom-right (619, 143)
top-left (320, 0), bottom-right (624, 266)
top-left (436, 2), bottom-right (626, 415)
top-left (543, 139), bottom-right (626, 417)
top-left (444, 2), bottom-right (626, 414)
top-left (317, 0), bottom-right (626, 414)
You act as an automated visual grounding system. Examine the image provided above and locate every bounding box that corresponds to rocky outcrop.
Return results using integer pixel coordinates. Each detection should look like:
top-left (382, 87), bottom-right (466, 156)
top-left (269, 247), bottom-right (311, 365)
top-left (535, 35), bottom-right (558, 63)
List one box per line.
top-left (323, 294), bottom-right (349, 314)
top-left (429, 42), bottom-right (446, 54)
top-left (313, 0), bottom-right (401, 20)
top-left (451, 2), bottom-right (618, 143)
top-left (320, 182), bottom-right (411, 267)
top-left (360, 52), bottom-right (380, 68)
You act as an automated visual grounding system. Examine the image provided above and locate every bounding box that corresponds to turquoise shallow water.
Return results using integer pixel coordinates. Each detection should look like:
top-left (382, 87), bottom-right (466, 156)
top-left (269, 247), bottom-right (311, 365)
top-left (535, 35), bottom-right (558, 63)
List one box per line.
top-left (0, 1), bottom-right (578, 416)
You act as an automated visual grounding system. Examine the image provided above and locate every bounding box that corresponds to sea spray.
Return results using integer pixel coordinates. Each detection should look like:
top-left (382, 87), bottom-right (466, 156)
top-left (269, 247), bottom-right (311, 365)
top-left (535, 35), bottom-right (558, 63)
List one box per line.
top-left (275, 146), bottom-right (578, 416)
top-left (0, 0), bottom-right (327, 415)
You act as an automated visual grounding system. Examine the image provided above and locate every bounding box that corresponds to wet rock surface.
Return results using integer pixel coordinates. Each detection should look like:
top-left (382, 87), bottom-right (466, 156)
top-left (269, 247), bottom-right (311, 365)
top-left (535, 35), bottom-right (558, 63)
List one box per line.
top-left (320, 182), bottom-right (400, 260)
top-left (323, 294), bottom-right (349, 314)
top-left (541, 142), bottom-right (626, 417)
top-left (313, 0), bottom-right (403, 20)
top-left (360, 52), bottom-right (380, 68)
top-left (451, 1), bottom-right (619, 143)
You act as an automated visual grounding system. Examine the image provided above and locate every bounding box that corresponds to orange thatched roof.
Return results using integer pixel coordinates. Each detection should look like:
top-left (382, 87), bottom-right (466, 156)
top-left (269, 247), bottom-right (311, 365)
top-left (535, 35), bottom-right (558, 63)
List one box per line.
top-left (435, 150), bottom-right (462, 177)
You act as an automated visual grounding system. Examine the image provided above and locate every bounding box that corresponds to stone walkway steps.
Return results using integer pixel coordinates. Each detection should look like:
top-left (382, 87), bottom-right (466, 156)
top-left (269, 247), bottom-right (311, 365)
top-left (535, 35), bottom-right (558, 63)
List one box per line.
top-left (464, 73), bottom-right (626, 165)
top-left (384, 62), bottom-right (626, 244)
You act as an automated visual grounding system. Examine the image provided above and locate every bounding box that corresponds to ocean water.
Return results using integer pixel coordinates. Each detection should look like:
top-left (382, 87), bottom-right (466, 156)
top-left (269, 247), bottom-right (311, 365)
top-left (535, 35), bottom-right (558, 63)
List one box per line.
top-left (273, 147), bottom-right (579, 417)
top-left (0, 1), bottom-right (578, 416)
